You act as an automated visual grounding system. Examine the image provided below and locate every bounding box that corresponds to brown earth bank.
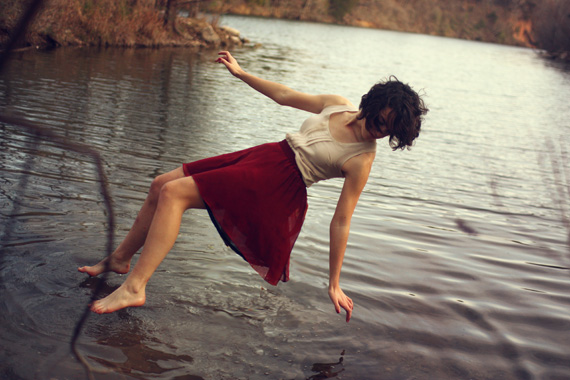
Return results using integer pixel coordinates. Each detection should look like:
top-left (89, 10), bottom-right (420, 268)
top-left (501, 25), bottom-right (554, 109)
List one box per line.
top-left (1, 0), bottom-right (568, 61)
top-left (210, 0), bottom-right (533, 46)
top-left (0, 0), bottom-right (252, 51)
top-left (208, 0), bottom-right (569, 61)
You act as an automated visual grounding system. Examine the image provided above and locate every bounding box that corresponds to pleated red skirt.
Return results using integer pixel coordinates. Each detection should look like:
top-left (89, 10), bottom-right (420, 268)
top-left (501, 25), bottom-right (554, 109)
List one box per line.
top-left (182, 140), bottom-right (308, 285)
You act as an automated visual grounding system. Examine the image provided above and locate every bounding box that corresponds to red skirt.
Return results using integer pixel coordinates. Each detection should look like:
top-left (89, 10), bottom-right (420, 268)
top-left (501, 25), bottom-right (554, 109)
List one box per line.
top-left (182, 140), bottom-right (308, 285)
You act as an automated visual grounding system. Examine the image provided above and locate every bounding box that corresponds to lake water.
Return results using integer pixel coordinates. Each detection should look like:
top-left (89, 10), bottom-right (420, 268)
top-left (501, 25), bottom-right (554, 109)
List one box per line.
top-left (1, 15), bottom-right (570, 380)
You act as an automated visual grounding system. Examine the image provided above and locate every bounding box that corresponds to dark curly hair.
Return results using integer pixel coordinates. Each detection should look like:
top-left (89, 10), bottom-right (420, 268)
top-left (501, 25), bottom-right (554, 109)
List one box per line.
top-left (358, 76), bottom-right (428, 150)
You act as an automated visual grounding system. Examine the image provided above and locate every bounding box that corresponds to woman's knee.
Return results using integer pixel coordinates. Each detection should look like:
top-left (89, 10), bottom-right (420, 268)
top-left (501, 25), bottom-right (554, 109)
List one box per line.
top-left (149, 175), bottom-right (167, 200)
top-left (158, 177), bottom-right (204, 209)
top-left (149, 168), bottom-right (185, 200)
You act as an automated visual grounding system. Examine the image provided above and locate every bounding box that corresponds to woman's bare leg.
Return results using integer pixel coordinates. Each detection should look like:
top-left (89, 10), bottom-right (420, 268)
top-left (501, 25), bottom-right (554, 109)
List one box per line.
top-left (78, 167), bottom-right (186, 277)
top-left (90, 175), bottom-right (205, 314)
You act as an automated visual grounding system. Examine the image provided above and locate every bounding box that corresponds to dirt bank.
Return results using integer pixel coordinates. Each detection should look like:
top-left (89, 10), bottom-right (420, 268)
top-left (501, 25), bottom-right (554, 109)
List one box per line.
top-left (0, 0), bottom-right (251, 50)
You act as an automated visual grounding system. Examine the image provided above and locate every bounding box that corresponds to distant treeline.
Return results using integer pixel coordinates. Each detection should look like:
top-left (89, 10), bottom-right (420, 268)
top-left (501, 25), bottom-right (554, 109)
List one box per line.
top-left (530, 0), bottom-right (570, 59)
top-left (1, 0), bottom-right (568, 59)
top-left (208, 0), bottom-right (570, 60)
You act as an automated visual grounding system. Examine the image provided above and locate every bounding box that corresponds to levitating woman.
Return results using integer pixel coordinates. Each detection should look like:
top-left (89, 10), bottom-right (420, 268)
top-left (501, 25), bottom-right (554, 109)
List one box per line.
top-left (79, 51), bottom-right (428, 322)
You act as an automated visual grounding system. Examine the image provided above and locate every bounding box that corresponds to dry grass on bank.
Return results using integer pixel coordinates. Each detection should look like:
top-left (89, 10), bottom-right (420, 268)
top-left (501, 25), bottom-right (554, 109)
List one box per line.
top-left (210, 0), bottom-right (569, 59)
top-left (57, 0), bottom-right (173, 47)
top-left (210, 0), bottom-right (527, 46)
top-left (0, 0), bottom-right (227, 49)
top-left (350, 0), bottom-right (517, 45)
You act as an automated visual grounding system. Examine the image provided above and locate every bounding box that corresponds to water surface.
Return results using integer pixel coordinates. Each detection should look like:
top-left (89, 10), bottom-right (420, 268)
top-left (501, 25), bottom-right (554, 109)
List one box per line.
top-left (1, 15), bottom-right (570, 380)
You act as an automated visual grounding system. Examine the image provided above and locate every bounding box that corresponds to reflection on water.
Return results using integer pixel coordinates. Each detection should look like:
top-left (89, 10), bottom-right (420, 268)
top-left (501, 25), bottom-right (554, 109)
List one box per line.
top-left (89, 314), bottom-right (196, 379)
top-left (306, 350), bottom-right (345, 379)
top-left (1, 15), bottom-right (570, 380)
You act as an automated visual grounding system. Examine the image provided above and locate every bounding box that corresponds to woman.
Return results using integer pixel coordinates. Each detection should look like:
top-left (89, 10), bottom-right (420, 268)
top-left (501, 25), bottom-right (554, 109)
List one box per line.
top-left (79, 51), bottom-right (428, 322)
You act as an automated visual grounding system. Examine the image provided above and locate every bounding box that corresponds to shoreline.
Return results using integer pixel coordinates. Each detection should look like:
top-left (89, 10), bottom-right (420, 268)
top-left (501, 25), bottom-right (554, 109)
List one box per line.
top-left (1, 4), bottom-right (567, 62)
top-left (0, 1), bottom-right (254, 52)
top-left (1, 17), bottom-right (253, 51)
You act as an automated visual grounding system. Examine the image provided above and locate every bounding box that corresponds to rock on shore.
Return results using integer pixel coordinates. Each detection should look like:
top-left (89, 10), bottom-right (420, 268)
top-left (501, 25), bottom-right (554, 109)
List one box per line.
top-left (177, 18), bottom-right (252, 49)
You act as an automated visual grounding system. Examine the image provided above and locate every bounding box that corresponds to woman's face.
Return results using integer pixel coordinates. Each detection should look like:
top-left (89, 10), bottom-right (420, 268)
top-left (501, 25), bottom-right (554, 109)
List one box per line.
top-left (369, 123), bottom-right (389, 139)
top-left (366, 108), bottom-right (391, 140)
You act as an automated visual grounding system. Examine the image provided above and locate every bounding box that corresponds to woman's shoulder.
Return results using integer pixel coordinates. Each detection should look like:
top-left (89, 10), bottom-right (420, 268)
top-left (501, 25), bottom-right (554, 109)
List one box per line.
top-left (321, 98), bottom-right (358, 115)
top-left (321, 95), bottom-right (357, 111)
top-left (341, 151), bottom-right (375, 177)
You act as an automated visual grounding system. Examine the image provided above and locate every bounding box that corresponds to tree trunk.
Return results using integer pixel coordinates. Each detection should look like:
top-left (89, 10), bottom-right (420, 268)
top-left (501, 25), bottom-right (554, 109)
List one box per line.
top-left (164, 0), bottom-right (177, 33)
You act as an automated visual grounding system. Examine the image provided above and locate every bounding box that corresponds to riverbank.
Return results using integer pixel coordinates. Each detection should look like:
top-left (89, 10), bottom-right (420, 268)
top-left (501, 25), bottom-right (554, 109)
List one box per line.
top-left (209, 0), bottom-right (532, 48)
top-left (209, 0), bottom-right (569, 62)
top-left (0, 1), bottom-right (250, 50)
top-left (1, 0), bottom-right (567, 62)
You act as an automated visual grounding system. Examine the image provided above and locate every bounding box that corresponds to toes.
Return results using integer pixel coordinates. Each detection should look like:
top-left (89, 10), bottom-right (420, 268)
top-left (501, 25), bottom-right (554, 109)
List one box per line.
top-left (90, 301), bottom-right (104, 314)
top-left (78, 266), bottom-right (95, 276)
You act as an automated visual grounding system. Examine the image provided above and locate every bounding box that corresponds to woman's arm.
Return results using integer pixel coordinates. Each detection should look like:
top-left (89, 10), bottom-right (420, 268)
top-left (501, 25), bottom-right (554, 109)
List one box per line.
top-left (216, 51), bottom-right (349, 114)
top-left (329, 152), bottom-right (375, 322)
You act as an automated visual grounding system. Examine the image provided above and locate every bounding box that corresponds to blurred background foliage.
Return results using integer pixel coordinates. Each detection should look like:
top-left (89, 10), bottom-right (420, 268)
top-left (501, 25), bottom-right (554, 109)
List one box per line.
top-left (0, 0), bottom-right (568, 60)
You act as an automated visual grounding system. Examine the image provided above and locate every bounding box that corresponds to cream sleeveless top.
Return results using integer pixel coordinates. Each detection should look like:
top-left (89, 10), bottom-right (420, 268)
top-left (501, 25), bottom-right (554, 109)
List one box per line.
top-left (286, 104), bottom-right (377, 187)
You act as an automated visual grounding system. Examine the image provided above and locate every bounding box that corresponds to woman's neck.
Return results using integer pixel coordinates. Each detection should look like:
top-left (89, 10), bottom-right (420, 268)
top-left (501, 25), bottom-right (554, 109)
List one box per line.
top-left (347, 113), bottom-right (371, 142)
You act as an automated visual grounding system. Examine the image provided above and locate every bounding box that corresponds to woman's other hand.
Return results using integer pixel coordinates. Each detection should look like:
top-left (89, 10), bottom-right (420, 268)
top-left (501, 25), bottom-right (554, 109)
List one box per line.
top-left (216, 51), bottom-right (244, 77)
top-left (328, 285), bottom-right (353, 322)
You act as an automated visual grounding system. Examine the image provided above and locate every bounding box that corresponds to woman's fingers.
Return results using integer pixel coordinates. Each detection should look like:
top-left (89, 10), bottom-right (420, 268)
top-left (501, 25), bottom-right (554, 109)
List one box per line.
top-left (217, 50), bottom-right (230, 59)
top-left (217, 51), bottom-right (237, 64)
top-left (340, 296), bottom-right (353, 322)
top-left (329, 287), bottom-right (353, 322)
top-left (216, 51), bottom-right (230, 64)
top-left (216, 51), bottom-right (242, 77)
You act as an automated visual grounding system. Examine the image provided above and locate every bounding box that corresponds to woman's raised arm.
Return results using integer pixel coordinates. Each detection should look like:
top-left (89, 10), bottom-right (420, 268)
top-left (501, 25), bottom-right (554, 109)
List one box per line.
top-left (216, 51), bottom-right (349, 114)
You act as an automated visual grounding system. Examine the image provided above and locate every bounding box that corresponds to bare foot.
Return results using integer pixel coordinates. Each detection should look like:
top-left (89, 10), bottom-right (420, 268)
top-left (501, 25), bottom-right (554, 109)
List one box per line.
top-left (78, 255), bottom-right (131, 277)
top-left (90, 283), bottom-right (146, 314)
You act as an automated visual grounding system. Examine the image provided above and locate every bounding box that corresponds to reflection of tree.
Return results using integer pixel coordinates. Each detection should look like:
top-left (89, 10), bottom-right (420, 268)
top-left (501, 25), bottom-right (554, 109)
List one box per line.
top-left (80, 277), bottom-right (202, 379)
top-left (154, 48), bottom-right (177, 169)
top-left (9, 47), bottom-right (207, 178)
top-left (89, 333), bottom-right (197, 379)
top-left (541, 139), bottom-right (570, 257)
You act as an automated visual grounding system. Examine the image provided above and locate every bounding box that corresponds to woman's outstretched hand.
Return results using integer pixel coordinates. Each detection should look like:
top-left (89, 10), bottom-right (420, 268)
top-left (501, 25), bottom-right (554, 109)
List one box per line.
top-left (329, 285), bottom-right (353, 322)
top-left (216, 51), bottom-right (244, 77)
